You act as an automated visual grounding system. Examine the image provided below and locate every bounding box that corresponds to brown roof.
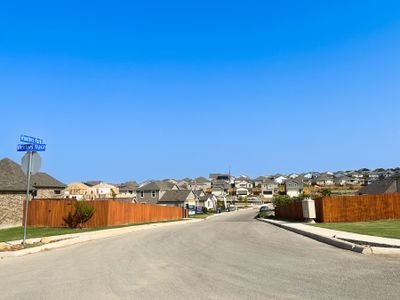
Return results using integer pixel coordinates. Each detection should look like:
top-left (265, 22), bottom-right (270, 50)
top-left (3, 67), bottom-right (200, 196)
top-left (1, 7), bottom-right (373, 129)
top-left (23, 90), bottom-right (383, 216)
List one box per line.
top-left (31, 172), bottom-right (66, 189)
top-left (0, 158), bottom-right (65, 192)
top-left (0, 158), bottom-right (28, 192)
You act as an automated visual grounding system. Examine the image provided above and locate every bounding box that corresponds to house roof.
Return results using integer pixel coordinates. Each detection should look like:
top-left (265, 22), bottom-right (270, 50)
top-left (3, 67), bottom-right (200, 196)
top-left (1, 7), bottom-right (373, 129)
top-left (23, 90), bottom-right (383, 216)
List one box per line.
top-left (199, 194), bottom-right (214, 202)
top-left (92, 182), bottom-right (117, 189)
top-left (137, 181), bottom-right (176, 191)
top-left (235, 175), bottom-right (252, 182)
top-left (159, 190), bottom-right (192, 203)
top-left (194, 176), bottom-right (209, 183)
top-left (0, 158), bottom-right (29, 191)
top-left (84, 180), bottom-right (102, 187)
top-left (66, 182), bottom-right (90, 190)
top-left (359, 174), bottom-right (400, 195)
top-left (31, 172), bottom-right (66, 189)
top-left (118, 181), bottom-right (138, 190)
top-left (0, 158), bottom-right (65, 192)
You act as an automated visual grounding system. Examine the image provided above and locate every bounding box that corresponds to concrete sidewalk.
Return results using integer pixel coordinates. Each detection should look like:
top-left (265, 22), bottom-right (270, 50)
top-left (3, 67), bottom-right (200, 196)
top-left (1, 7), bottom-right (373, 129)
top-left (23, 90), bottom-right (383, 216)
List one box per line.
top-left (0, 219), bottom-right (201, 259)
top-left (258, 218), bottom-right (400, 256)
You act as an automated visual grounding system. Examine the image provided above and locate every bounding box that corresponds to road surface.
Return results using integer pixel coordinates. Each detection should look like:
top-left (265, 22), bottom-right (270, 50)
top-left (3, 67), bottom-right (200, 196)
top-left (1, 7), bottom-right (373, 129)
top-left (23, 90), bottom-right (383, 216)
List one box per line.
top-left (1, 209), bottom-right (399, 299)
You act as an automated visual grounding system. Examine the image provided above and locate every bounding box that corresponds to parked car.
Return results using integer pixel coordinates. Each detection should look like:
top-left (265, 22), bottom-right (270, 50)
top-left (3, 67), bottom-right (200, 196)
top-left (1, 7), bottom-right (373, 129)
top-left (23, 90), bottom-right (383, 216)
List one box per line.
top-left (259, 205), bottom-right (274, 213)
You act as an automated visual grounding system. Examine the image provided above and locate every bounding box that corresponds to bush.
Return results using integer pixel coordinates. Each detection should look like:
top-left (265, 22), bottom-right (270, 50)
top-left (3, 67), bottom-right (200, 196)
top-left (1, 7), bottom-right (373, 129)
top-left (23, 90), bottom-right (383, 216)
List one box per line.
top-left (258, 210), bottom-right (274, 218)
top-left (63, 201), bottom-right (96, 228)
top-left (202, 207), bottom-right (208, 214)
top-left (272, 194), bottom-right (306, 207)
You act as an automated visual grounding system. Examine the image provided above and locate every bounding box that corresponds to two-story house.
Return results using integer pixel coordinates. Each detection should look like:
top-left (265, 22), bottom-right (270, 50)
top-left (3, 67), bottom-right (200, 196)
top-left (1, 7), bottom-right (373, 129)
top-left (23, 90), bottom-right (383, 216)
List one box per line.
top-left (136, 181), bottom-right (178, 204)
top-left (261, 178), bottom-right (279, 199)
top-left (285, 179), bottom-right (304, 197)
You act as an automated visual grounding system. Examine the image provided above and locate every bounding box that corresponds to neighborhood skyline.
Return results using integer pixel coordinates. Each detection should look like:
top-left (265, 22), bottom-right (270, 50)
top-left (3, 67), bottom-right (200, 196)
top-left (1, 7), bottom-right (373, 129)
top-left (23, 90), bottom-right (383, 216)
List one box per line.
top-left (1, 2), bottom-right (400, 182)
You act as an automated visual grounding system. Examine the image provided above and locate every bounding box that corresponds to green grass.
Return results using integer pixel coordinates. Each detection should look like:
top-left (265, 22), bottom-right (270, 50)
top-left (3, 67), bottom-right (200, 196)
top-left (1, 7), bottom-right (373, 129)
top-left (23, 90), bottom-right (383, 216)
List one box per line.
top-left (0, 219), bottom-right (183, 242)
top-left (311, 219), bottom-right (400, 239)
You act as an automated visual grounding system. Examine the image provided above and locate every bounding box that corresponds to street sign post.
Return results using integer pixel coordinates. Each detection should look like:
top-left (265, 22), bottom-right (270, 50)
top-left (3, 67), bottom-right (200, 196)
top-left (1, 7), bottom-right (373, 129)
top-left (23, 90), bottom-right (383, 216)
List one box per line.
top-left (18, 134), bottom-right (45, 245)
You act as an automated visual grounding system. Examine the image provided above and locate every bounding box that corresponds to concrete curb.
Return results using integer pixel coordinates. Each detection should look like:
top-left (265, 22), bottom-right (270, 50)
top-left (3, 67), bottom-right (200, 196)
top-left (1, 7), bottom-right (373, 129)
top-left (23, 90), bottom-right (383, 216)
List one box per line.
top-left (257, 218), bottom-right (374, 254)
top-left (0, 219), bottom-right (200, 259)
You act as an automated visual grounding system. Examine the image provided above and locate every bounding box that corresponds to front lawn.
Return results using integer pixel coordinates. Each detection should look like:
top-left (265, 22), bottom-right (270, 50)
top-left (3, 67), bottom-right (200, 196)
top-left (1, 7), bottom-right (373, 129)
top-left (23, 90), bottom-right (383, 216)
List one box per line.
top-left (311, 219), bottom-right (400, 239)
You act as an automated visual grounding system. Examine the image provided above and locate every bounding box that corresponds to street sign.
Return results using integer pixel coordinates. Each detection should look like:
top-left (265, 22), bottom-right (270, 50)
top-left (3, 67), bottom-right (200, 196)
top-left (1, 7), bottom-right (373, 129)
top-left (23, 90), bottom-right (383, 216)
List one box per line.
top-left (17, 134), bottom-right (45, 245)
top-left (20, 134), bottom-right (44, 145)
top-left (17, 144), bottom-right (46, 152)
top-left (21, 152), bottom-right (42, 175)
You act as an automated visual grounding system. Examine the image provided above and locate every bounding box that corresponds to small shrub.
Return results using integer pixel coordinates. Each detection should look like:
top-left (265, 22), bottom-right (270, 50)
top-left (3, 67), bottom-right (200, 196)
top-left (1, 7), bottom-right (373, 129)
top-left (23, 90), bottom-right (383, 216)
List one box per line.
top-left (202, 207), bottom-right (208, 214)
top-left (63, 201), bottom-right (96, 228)
top-left (258, 211), bottom-right (274, 218)
top-left (272, 194), bottom-right (306, 207)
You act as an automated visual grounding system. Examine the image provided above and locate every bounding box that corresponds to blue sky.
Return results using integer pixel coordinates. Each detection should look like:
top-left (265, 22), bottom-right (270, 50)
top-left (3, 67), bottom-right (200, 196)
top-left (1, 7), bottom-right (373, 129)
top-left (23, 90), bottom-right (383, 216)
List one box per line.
top-left (1, 1), bottom-right (400, 183)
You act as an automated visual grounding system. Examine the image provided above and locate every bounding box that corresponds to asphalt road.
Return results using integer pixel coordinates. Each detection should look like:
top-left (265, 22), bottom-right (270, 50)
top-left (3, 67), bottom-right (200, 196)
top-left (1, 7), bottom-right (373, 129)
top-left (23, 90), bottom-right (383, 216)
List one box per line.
top-left (1, 209), bottom-right (400, 300)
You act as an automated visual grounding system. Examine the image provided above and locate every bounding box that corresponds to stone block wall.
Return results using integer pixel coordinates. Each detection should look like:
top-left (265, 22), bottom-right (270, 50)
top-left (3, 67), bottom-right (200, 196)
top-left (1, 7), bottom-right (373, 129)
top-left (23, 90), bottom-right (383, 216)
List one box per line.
top-left (0, 193), bottom-right (25, 225)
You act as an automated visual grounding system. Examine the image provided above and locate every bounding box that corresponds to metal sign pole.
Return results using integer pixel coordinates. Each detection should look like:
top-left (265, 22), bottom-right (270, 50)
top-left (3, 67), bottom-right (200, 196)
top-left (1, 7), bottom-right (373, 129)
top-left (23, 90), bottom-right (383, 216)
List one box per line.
top-left (23, 151), bottom-right (33, 245)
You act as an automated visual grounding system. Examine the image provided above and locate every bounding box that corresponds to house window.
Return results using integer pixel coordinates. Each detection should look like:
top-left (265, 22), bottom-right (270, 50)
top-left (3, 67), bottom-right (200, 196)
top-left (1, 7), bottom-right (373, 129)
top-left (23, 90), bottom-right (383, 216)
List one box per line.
top-left (151, 191), bottom-right (156, 198)
top-left (140, 191), bottom-right (144, 198)
top-left (54, 190), bottom-right (61, 195)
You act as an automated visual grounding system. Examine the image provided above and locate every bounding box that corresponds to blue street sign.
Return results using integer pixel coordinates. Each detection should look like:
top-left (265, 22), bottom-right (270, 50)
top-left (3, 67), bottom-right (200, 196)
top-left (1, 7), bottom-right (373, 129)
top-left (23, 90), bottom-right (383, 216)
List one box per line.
top-left (20, 134), bottom-right (44, 145)
top-left (17, 144), bottom-right (46, 152)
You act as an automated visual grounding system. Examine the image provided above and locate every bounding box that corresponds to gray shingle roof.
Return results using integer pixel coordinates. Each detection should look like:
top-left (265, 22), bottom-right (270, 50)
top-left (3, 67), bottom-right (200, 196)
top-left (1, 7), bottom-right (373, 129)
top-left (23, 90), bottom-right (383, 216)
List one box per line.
top-left (118, 181), bottom-right (139, 190)
top-left (137, 181), bottom-right (175, 191)
top-left (159, 190), bottom-right (192, 203)
top-left (359, 174), bottom-right (400, 195)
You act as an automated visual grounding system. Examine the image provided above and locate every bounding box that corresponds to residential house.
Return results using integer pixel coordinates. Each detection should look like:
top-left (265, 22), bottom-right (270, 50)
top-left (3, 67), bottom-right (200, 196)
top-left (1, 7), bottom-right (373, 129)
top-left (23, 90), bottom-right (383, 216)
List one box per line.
top-left (296, 175), bottom-right (312, 186)
top-left (136, 181), bottom-right (178, 204)
top-left (334, 176), bottom-right (360, 186)
top-left (189, 177), bottom-right (212, 191)
top-left (116, 181), bottom-right (138, 201)
top-left (285, 179), bottom-right (304, 197)
top-left (315, 174), bottom-right (335, 186)
top-left (157, 190), bottom-right (198, 208)
top-left (273, 175), bottom-right (287, 184)
top-left (91, 182), bottom-right (119, 199)
top-left (234, 176), bottom-right (253, 197)
top-left (288, 173), bottom-right (299, 179)
top-left (260, 178), bottom-right (279, 199)
top-left (65, 182), bottom-right (92, 200)
top-left (198, 194), bottom-right (217, 210)
top-left (0, 158), bottom-right (65, 225)
top-left (176, 180), bottom-right (190, 189)
top-left (359, 174), bottom-right (400, 195)
top-left (254, 176), bottom-right (267, 188)
top-left (210, 173), bottom-right (232, 196)
top-left (211, 180), bottom-right (230, 196)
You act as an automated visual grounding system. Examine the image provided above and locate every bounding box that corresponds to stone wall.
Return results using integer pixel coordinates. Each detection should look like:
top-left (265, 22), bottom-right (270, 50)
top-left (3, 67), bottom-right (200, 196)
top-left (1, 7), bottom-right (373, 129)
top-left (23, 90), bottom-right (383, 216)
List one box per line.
top-left (36, 188), bottom-right (64, 199)
top-left (0, 193), bottom-right (25, 225)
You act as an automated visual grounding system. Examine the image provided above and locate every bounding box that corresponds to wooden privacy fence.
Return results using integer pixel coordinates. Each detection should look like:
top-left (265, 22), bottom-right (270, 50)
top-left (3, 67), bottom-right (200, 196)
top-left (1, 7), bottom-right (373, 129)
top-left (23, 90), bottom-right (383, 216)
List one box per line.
top-left (275, 201), bottom-right (303, 220)
top-left (25, 199), bottom-right (186, 227)
top-left (274, 193), bottom-right (400, 223)
top-left (315, 193), bottom-right (400, 223)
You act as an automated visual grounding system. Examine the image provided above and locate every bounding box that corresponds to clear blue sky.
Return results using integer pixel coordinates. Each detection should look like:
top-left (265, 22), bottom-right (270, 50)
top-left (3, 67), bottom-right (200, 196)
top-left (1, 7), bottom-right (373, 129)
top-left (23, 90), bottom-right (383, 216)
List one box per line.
top-left (1, 1), bottom-right (400, 183)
